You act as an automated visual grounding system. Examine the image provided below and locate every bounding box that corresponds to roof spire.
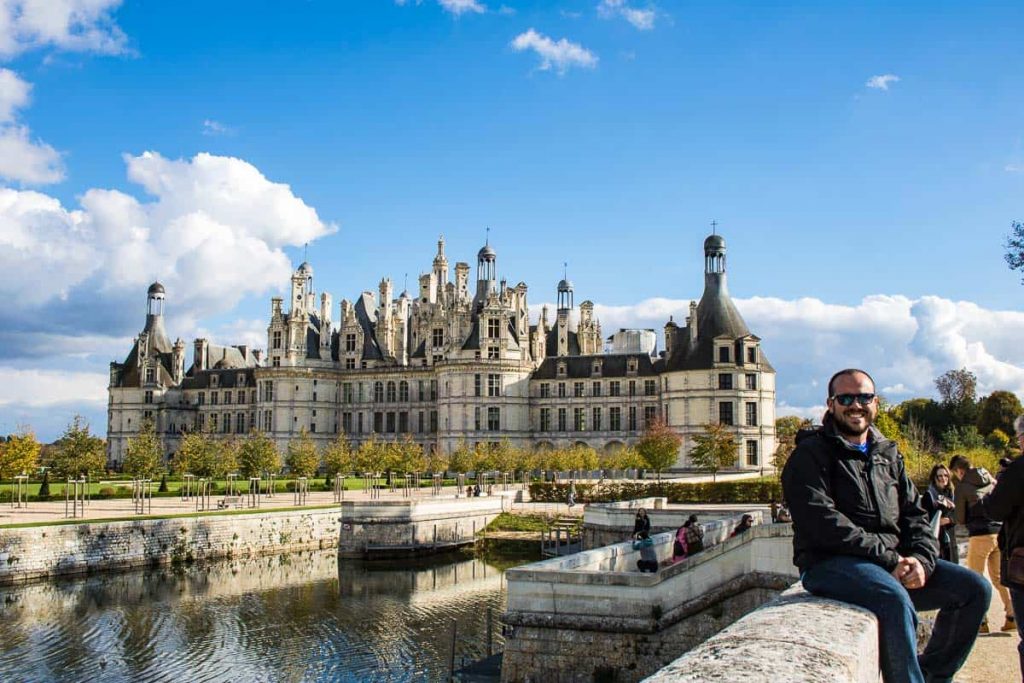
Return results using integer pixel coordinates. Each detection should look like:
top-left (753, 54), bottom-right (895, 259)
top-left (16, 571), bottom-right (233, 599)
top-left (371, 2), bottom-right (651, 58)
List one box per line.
top-left (710, 220), bottom-right (718, 235)
top-left (485, 226), bottom-right (490, 246)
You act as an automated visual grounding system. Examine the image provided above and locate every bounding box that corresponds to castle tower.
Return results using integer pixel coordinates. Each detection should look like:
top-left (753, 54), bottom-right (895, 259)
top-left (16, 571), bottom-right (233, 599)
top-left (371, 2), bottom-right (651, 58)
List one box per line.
top-left (555, 275), bottom-right (574, 357)
top-left (473, 238), bottom-right (497, 311)
top-left (144, 282), bottom-right (172, 353)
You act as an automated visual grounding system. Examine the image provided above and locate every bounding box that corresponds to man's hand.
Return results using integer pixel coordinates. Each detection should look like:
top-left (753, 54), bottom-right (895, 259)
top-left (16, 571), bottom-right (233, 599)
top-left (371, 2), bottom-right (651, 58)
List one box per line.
top-left (891, 556), bottom-right (926, 590)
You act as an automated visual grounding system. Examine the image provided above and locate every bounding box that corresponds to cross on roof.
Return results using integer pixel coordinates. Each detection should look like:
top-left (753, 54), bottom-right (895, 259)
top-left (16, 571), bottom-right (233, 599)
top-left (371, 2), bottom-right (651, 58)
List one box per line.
top-left (711, 220), bottom-right (718, 234)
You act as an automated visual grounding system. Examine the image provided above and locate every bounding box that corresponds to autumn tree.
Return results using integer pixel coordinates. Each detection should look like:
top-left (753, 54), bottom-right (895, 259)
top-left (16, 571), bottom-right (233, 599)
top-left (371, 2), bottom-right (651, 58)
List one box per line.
top-left (636, 419), bottom-right (681, 480)
top-left (1006, 220), bottom-right (1024, 284)
top-left (285, 428), bottom-right (319, 478)
top-left (395, 435), bottom-right (425, 473)
top-left (447, 440), bottom-right (473, 474)
top-left (323, 434), bottom-right (354, 479)
top-left (354, 436), bottom-right (386, 474)
top-left (0, 426), bottom-right (40, 480)
top-left (689, 422), bottom-right (738, 481)
top-left (772, 416), bottom-right (812, 475)
top-left (976, 390), bottom-right (1024, 437)
top-left (172, 429), bottom-right (217, 477)
top-left (236, 430), bottom-right (281, 478)
top-left (123, 419), bottom-right (164, 478)
top-left (935, 367), bottom-right (979, 426)
top-left (50, 415), bottom-right (106, 479)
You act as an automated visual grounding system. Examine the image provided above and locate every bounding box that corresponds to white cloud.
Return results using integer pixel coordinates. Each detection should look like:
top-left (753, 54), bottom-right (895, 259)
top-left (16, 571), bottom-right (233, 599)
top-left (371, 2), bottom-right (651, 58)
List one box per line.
top-left (439, 0), bottom-right (485, 14)
top-left (866, 74), bottom-right (900, 90)
top-left (0, 367), bottom-right (107, 407)
top-left (0, 68), bottom-right (63, 184)
top-left (511, 29), bottom-right (597, 74)
top-left (0, 151), bottom-right (336, 326)
top-left (201, 119), bottom-right (233, 136)
top-left (1005, 163), bottom-right (1023, 173)
top-left (537, 292), bottom-right (1024, 411)
top-left (598, 0), bottom-right (656, 30)
top-left (497, 4), bottom-right (515, 15)
top-left (0, 0), bottom-right (128, 58)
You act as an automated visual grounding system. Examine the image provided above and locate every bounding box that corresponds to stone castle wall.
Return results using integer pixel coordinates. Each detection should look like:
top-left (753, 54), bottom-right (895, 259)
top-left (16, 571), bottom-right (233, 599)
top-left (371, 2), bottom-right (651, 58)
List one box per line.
top-left (0, 508), bottom-right (340, 585)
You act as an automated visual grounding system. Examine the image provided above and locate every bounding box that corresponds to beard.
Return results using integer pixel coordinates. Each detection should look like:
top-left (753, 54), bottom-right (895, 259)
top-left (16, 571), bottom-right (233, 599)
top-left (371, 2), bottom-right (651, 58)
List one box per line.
top-left (831, 410), bottom-right (873, 437)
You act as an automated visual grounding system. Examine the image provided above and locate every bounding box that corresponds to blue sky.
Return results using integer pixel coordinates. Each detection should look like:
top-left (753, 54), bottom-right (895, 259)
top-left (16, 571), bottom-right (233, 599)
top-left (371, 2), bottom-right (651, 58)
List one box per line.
top-left (1, 1), bottom-right (1023, 441)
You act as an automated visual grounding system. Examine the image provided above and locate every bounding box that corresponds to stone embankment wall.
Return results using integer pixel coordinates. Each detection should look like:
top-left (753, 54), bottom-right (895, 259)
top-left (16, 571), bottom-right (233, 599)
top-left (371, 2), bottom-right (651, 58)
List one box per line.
top-left (502, 519), bottom-right (795, 682)
top-left (338, 496), bottom-right (507, 558)
top-left (582, 497), bottom-right (762, 549)
top-left (0, 508), bottom-right (340, 585)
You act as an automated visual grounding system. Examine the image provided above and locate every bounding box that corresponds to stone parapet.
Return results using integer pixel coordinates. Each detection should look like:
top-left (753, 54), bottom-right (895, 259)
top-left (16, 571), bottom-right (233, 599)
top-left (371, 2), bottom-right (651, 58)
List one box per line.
top-left (583, 499), bottom-right (762, 549)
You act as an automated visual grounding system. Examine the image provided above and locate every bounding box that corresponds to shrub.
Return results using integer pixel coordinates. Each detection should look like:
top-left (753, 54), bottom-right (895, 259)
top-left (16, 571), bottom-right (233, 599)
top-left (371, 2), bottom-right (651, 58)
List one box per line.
top-left (528, 479), bottom-right (783, 504)
top-left (97, 486), bottom-right (116, 498)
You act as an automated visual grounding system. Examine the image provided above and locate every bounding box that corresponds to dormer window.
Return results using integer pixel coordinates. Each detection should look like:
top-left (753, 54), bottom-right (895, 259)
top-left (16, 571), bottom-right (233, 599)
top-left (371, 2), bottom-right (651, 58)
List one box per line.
top-left (557, 362), bottom-right (567, 377)
top-left (211, 375), bottom-right (219, 388)
top-left (487, 318), bottom-right (501, 339)
top-left (592, 360), bottom-right (602, 377)
top-left (627, 359), bottom-right (637, 374)
top-left (145, 367), bottom-right (155, 383)
top-left (746, 346), bottom-right (757, 364)
top-left (718, 346), bottom-right (730, 363)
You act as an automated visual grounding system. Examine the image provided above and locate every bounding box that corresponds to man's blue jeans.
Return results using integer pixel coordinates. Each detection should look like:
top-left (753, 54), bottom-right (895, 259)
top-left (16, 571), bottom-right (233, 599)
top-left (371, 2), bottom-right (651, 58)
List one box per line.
top-left (802, 556), bottom-right (991, 683)
top-left (1010, 586), bottom-right (1024, 681)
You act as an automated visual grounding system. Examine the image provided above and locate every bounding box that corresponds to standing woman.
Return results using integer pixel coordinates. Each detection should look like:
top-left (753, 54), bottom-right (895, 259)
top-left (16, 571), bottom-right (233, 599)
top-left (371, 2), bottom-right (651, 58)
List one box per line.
top-left (981, 414), bottom-right (1024, 679)
top-left (923, 464), bottom-right (959, 564)
top-left (633, 508), bottom-right (651, 539)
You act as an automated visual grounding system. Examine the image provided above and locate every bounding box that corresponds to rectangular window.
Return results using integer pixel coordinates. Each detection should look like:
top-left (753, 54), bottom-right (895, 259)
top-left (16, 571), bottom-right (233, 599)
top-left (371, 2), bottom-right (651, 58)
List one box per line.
top-left (540, 382), bottom-right (551, 398)
top-left (574, 382), bottom-right (584, 398)
top-left (474, 407), bottom-right (481, 431)
top-left (574, 407), bottom-right (586, 431)
top-left (273, 331), bottom-right (282, 349)
top-left (487, 346), bottom-right (499, 360)
top-left (610, 381), bottom-right (621, 397)
top-left (432, 354), bottom-right (443, 364)
top-left (430, 410), bottom-right (438, 433)
top-left (236, 413), bottom-right (245, 434)
top-left (144, 390), bottom-right (153, 404)
top-left (199, 413), bottom-right (206, 430)
top-left (386, 412), bottom-right (396, 433)
top-left (342, 412), bottom-right (352, 433)
top-left (399, 382), bottom-right (409, 402)
top-left (628, 406), bottom-right (637, 431)
top-left (373, 412), bottom-right (383, 433)
top-left (357, 412), bottom-right (364, 434)
top-left (474, 374), bottom-right (482, 397)
top-left (273, 357), bottom-right (281, 367)
top-left (719, 346), bottom-right (730, 363)
top-left (418, 380), bottom-right (426, 401)
top-left (250, 412), bottom-right (256, 432)
top-left (399, 412), bottom-right (408, 433)
top-left (343, 383), bottom-right (353, 402)
top-left (345, 333), bottom-right (357, 352)
top-left (429, 380), bottom-right (438, 400)
top-left (432, 328), bottom-right (444, 347)
top-left (225, 392), bottom-right (232, 405)
top-left (540, 408), bottom-right (551, 431)
top-left (558, 382), bottom-right (566, 398)
top-left (488, 373), bottom-right (501, 397)
top-left (310, 423), bottom-right (317, 433)
top-left (747, 347), bottom-right (757, 364)
top-left (198, 392), bottom-right (205, 406)
top-left (593, 407), bottom-right (602, 431)
top-left (418, 411), bottom-right (425, 433)
top-left (487, 318), bottom-right (501, 339)
top-left (238, 390), bottom-right (246, 404)
top-left (644, 380), bottom-right (656, 396)
top-left (609, 407), bottom-right (622, 431)
top-left (719, 402), bottom-right (734, 426)
top-left (263, 410), bottom-right (271, 431)
top-left (557, 408), bottom-right (567, 432)
top-left (345, 357), bottom-right (355, 370)
top-left (628, 381), bottom-right (636, 397)
top-left (746, 402), bottom-right (758, 427)
top-left (211, 391), bottom-right (219, 405)
top-left (487, 407), bottom-right (500, 431)
top-left (745, 373), bottom-right (756, 390)
top-left (267, 382), bottom-right (274, 401)
top-left (222, 414), bottom-right (230, 433)
top-left (644, 405), bottom-right (657, 427)
top-left (746, 440), bottom-right (759, 466)
top-left (592, 381), bottom-right (602, 397)
top-left (718, 373), bottom-right (733, 390)
top-left (145, 367), bottom-right (155, 383)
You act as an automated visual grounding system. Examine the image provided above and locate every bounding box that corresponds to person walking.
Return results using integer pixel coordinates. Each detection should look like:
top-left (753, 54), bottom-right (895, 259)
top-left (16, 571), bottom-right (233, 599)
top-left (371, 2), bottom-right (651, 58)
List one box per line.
top-left (782, 368), bottom-right (990, 683)
top-left (950, 453), bottom-right (1015, 633)
top-left (980, 414), bottom-right (1024, 679)
top-left (922, 464), bottom-right (959, 564)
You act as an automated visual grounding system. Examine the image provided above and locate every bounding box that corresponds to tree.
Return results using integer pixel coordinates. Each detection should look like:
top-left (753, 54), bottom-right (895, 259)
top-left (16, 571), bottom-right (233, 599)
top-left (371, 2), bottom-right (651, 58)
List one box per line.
top-left (976, 390), bottom-right (1024, 436)
top-left (50, 415), bottom-right (106, 479)
top-left (172, 430), bottom-right (217, 478)
top-left (237, 431), bottom-right (281, 478)
top-left (285, 429), bottom-right (320, 478)
top-left (396, 435), bottom-right (425, 473)
top-left (323, 434), bottom-right (354, 478)
top-left (447, 440), bottom-right (473, 474)
top-left (772, 416), bottom-right (811, 474)
top-left (935, 368), bottom-right (978, 406)
top-left (0, 425), bottom-right (40, 480)
top-left (354, 436), bottom-right (386, 474)
top-left (37, 470), bottom-right (50, 498)
top-left (636, 419), bottom-right (682, 480)
top-left (425, 447), bottom-right (450, 476)
top-left (1006, 220), bottom-right (1024, 284)
top-left (689, 422), bottom-right (738, 481)
top-left (123, 419), bottom-right (163, 478)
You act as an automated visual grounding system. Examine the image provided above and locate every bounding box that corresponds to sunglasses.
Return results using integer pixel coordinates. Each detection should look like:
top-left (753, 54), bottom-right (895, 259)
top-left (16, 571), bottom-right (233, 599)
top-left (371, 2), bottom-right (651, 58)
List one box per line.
top-left (831, 393), bottom-right (876, 407)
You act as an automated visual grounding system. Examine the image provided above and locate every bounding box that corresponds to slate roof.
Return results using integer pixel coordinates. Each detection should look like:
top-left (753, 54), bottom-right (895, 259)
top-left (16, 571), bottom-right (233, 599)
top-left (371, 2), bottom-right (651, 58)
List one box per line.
top-left (532, 353), bottom-right (657, 380)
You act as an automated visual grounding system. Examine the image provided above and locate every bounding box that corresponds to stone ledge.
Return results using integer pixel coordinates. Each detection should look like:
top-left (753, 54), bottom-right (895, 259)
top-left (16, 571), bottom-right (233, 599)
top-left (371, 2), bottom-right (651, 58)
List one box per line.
top-left (642, 585), bottom-right (881, 683)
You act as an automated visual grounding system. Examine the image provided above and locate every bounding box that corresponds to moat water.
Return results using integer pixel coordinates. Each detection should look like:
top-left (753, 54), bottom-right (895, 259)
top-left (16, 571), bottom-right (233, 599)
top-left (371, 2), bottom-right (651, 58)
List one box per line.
top-left (0, 548), bottom-right (525, 682)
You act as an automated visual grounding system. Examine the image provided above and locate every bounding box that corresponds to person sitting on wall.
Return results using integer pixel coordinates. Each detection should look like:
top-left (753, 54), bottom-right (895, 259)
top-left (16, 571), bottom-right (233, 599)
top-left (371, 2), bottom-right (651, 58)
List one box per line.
top-left (782, 368), bottom-right (990, 683)
top-left (683, 515), bottom-right (704, 554)
top-left (635, 531), bottom-right (658, 573)
top-left (672, 524), bottom-right (689, 563)
top-left (730, 514), bottom-right (754, 538)
top-left (633, 508), bottom-right (651, 539)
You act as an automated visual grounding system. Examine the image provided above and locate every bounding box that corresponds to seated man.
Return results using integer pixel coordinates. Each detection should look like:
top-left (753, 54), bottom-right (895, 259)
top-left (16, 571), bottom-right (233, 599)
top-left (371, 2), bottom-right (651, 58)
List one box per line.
top-left (781, 368), bottom-right (990, 683)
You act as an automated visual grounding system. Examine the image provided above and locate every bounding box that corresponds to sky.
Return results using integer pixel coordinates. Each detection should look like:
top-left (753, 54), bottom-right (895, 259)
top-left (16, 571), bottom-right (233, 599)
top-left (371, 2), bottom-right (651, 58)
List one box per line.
top-left (1, 0), bottom-right (1023, 441)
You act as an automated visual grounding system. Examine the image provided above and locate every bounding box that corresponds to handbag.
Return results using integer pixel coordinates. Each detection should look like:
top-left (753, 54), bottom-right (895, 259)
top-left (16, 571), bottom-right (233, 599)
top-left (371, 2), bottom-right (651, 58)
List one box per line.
top-left (1007, 547), bottom-right (1024, 586)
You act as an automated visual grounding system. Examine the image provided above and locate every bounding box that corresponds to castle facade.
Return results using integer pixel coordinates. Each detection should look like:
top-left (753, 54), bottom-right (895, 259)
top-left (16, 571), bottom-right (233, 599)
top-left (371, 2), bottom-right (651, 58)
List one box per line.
top-left (107, 232), bottom-right (776, 470)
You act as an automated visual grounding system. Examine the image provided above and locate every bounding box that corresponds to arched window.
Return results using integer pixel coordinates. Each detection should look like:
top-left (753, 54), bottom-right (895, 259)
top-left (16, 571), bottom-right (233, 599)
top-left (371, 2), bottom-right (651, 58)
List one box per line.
top-left (399, 381), bottom-right (409, 402)
top-left (386, 381), bottom-right (397, 402)
top-left (374, 382), bottom-right (384, 402)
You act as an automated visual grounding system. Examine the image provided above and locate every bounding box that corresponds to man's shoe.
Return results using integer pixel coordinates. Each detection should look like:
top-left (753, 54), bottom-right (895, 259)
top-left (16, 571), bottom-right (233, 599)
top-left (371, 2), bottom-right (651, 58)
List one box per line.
top-left (979, 621), bottom-right (989, 634)
top-left (1002, 616), bottom-right (1016, 632)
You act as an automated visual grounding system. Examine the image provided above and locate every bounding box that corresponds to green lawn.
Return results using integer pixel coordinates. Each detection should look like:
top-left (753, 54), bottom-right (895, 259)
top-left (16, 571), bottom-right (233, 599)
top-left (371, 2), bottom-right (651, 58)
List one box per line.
top-left (484, 513), bottom-right (553, 533)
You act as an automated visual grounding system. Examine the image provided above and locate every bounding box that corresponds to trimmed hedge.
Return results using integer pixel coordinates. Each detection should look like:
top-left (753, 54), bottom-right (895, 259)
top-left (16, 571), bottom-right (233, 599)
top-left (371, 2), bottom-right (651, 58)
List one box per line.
top-left (529, 479), bottom-right (783, 504)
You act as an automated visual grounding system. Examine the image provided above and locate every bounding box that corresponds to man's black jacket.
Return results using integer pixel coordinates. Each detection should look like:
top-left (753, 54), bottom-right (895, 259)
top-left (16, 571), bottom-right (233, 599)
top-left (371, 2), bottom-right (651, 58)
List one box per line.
top-left (781, 418), bottom-right (938, 577)
top-left (981, 455), bottom-right (1024, 588)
